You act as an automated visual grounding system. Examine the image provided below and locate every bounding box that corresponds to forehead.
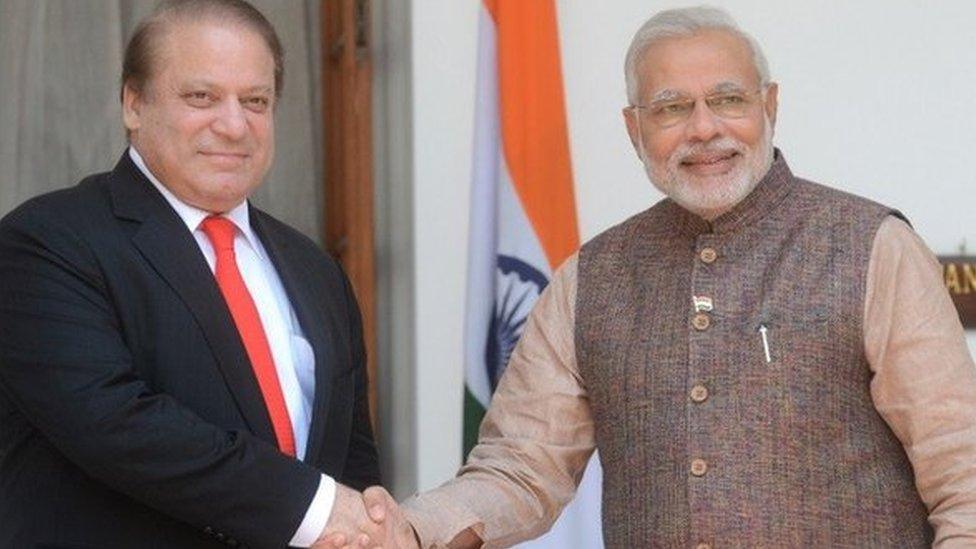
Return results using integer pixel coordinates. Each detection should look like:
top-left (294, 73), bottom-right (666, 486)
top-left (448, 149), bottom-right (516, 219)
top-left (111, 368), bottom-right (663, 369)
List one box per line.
top-left (637, 29), bottom-right (760, 97)
top-left (153, 19), bottom-right (275, 88)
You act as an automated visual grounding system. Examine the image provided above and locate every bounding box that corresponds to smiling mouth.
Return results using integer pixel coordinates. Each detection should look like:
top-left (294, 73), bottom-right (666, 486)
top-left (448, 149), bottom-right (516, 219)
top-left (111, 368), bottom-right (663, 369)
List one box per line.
top-left (680, 150), bottom-right (740, 166)
top-left (200, 151), bottom-right (249, 158)
top-left (199, 152), bottom-right (250, 168)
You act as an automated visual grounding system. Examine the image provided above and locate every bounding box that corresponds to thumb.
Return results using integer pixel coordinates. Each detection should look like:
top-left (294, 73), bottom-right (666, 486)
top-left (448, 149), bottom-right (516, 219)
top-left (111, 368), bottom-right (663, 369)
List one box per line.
top-left (362, 486), bottom-right (389, 523)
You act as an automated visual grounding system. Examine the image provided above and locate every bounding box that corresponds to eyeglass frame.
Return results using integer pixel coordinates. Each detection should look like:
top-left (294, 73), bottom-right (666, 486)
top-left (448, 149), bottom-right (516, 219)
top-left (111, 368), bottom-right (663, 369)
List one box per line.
top-left (626, 85), bottom-right (771, 130)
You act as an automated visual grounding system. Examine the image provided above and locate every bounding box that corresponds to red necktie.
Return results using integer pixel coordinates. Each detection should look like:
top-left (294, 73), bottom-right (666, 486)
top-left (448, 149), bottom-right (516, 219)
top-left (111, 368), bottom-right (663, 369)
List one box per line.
top-left (201, 216), bottom-right (296, 456)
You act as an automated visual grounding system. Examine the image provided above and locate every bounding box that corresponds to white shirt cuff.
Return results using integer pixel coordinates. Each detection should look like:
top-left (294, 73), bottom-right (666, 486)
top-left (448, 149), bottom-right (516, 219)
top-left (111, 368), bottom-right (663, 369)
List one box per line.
top-left (289, 474), bottom-right (336, 547)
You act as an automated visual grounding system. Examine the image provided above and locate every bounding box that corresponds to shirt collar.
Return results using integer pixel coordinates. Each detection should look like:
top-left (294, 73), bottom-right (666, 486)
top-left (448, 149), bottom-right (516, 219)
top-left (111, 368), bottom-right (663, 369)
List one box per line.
top-left (128, 146), bottom-right (261, 249)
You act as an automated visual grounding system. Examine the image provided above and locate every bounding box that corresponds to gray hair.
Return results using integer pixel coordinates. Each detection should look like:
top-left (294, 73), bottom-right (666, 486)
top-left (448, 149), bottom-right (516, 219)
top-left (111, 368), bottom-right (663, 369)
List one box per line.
top-left (624, 6), bottom-right (771, 104)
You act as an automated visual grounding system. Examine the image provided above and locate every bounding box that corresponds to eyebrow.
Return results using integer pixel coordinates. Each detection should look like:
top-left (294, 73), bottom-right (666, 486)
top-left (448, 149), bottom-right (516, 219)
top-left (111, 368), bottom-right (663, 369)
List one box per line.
top-left (648, 81), bottom-right (749, 103)
top-left (243, 86), bottom-right (274, 95)
top-left (179, 81), bottom-right (274, 95)
top-left (649, 89), bottom-right (684, 103)
top-left (710, 81), bottom-right (747, 94)
top-left (180, 80), bottom-right (218, 91)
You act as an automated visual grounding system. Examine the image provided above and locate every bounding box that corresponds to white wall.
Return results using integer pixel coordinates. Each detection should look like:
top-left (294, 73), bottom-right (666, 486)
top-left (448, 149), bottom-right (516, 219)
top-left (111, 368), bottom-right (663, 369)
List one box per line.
top-left (409, 1), bottom-right (478, 491)
top-left (405, 0), bottom-right (976, 490)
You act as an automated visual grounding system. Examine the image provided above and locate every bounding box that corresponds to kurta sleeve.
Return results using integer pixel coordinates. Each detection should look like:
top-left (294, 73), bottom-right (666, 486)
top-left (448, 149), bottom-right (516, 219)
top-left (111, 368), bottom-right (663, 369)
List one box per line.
top-left (864, 216), bottom-right (976, 547)
top-left (402, 255), bottom-right (596, 548)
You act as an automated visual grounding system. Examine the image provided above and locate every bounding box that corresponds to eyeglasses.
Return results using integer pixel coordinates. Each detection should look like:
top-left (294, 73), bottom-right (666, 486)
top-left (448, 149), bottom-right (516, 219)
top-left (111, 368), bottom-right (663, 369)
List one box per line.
top-left (629, 88), bottom-right (765, 129)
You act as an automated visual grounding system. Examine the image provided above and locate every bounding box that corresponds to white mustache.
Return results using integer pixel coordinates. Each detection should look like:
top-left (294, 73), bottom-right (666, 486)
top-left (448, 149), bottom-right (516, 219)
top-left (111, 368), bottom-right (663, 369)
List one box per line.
top-left (671, 137), bottom-right (746, 166)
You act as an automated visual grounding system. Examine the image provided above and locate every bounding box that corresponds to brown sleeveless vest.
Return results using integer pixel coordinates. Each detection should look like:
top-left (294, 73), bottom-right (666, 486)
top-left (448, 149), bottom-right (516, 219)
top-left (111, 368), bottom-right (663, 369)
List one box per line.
top-left (576, 153), bottom-right (931, 548)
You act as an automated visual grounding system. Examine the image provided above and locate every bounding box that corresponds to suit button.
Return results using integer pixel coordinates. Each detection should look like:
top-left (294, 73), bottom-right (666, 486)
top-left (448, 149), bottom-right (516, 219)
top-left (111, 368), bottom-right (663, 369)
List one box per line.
top-left (690, 458), bottom-right (708, 477)
top-left (203, 526), bottom-right (215, 535)
top-left (692, 313), bottom-right (711, 331)
top-left (699, 247), bottom-right (717, 264)
top-left (215, 532), bottom-right (226, 541)
top-left (226, 538), bottom-right (239, 547)
top-left (690, 385), bottom-right (709, 403)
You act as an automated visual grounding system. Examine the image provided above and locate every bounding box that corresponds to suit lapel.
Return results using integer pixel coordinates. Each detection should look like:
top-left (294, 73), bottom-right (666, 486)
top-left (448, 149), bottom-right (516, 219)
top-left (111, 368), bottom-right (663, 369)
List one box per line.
top-left (107, 154), bottom-right (277, 446)
top-left (250, 210), bottom-right (341, 466)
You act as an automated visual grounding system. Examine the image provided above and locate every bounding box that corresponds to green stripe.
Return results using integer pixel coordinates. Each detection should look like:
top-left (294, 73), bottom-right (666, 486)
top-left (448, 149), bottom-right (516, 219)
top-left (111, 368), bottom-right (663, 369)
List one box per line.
top-left (463, 385), bottom-right (488, 459)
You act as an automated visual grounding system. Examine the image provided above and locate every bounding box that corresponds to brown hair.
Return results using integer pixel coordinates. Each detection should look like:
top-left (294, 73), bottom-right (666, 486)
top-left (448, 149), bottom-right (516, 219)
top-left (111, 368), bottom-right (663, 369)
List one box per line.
top-left (120, 0), bottom-right (285, 102)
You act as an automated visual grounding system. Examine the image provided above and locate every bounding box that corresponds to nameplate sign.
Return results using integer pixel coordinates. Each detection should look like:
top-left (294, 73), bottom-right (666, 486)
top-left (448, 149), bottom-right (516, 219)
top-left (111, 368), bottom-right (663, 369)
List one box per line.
top-left (941, 256), bottom-right (976, 328)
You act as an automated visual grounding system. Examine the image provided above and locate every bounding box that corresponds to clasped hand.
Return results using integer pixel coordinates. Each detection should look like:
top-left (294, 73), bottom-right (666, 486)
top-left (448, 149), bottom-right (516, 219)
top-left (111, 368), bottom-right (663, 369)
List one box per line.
top-left (313, 484), bottom-right (419, 549)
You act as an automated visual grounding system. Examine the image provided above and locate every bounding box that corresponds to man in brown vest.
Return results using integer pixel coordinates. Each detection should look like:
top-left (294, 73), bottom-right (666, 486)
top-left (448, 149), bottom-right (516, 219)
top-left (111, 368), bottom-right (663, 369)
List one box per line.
top-left (332, 6), bottom-right (976, 549)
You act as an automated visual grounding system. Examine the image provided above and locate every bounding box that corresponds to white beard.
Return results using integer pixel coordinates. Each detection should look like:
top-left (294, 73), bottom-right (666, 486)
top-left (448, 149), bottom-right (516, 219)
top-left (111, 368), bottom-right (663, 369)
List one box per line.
top-left (640, 116), bottom-right (775, 220)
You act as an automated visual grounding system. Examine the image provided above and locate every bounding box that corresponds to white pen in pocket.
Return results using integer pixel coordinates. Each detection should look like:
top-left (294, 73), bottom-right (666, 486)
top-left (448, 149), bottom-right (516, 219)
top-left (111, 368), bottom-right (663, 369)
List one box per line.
top-left (758, 323), bottom-right (771, 363)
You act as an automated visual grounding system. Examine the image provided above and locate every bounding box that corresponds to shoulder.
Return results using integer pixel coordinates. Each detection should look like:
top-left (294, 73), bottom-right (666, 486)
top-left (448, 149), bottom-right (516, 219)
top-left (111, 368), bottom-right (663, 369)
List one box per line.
top-left (252, 209), bottom-right (337, 263)
top-left (3, 172), bottom-right (111, 225)
top-left (870, 216), bottom-right (937, 271)
top-left (790, 177), bottom-right (904, 223)
top-left (0, 173), bottom-right (117, 297)
top-left (581, 198), bottom-right (674, 256)
top-left (249, 207), bottom-right (351, 292)
top-left (0, 172), bottom-right (114, 251)
top-left (251, 208), bottom-right (321, 249)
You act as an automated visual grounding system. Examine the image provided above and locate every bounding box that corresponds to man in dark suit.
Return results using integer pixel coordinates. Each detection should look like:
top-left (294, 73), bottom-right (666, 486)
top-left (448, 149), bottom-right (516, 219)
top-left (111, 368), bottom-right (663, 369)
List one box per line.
top-left (0, 1), bottom-right (383, 547)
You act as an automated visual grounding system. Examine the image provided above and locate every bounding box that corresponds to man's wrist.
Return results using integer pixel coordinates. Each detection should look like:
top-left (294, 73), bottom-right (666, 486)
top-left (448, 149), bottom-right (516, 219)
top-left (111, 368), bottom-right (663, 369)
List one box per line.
top-left (289, 474), bottom-right (336, 547)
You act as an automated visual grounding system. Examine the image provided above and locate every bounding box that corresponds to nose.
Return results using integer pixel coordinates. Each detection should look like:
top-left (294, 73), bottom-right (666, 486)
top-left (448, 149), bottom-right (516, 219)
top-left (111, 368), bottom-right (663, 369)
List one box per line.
top-left (684, 100), bottom-right (722, 143)
top-left (211, 99), bottom-right (248, 140)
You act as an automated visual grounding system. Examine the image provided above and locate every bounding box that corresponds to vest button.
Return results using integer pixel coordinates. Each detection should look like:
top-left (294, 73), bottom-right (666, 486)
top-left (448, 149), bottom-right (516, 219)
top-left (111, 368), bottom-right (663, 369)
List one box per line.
top-left (690, 385), bottom-right (709, 403)
top-left (690, 458), bottom-right (708, 477)
top-left (699, 247), bottom-right (718, 264)
top-left (692, 313), bottom-right (711, 331)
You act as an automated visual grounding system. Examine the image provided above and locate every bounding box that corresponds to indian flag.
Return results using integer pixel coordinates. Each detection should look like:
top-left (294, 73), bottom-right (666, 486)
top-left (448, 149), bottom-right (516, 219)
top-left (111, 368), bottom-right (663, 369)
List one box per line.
top-left (463, 0), bottom-right (603, 546)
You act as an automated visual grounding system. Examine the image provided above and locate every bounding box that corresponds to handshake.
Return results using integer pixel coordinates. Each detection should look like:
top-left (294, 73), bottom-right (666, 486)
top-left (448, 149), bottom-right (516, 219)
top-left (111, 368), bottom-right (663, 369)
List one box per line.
top-left (313, 484), bottom-right (419, 549)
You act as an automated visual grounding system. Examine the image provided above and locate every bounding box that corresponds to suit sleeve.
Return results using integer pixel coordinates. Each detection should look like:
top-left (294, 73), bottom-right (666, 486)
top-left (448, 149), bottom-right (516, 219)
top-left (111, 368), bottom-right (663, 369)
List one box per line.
top-left (0, 204), bottom-right (322, 546)
top-left (334, 263), bottom-right (381, 490)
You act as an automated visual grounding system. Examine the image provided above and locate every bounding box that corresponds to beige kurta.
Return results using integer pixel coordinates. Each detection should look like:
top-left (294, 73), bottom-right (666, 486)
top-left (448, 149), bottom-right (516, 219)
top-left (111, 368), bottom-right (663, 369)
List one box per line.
top-left (403, 217), bottom-right (976, 548)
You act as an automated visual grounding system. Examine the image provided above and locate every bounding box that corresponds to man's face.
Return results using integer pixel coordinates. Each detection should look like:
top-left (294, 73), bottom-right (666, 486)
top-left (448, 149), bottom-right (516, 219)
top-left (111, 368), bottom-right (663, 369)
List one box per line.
top-left (623, 29), bottom-right (778, 220)
top-left (122, 21), bottom-right (276, 213)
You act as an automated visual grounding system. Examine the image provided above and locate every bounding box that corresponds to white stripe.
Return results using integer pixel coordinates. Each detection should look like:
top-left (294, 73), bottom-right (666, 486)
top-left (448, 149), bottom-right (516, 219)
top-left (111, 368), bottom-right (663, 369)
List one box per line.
top-left (465, 5), bottom-right (552, 407)
top-left (463, 5), bottom-right (501, 407)
top-left (496, 158), bottom-right (550, 276)
top-left (465, 6), bottom-right (604, 548)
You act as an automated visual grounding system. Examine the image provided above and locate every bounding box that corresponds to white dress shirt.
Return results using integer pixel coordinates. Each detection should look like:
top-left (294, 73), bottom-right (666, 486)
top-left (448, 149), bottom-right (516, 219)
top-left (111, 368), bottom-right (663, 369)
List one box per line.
top-left (129, 147), bottom-right (335, 547)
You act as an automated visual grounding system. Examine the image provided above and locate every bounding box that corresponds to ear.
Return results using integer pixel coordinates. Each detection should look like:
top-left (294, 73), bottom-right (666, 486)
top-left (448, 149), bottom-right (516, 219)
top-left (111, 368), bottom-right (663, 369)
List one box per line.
top-left (763, 82), bottom-right (779, 129)
top-left (622, 107), bottom-right (642, 158)
top-left (121, 83), bottom-right (144, 133)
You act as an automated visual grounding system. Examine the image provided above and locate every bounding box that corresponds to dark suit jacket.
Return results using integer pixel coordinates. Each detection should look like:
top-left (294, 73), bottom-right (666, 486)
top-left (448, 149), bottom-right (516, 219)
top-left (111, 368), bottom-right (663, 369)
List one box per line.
top-left (0, 153), bottom-right (380, 548)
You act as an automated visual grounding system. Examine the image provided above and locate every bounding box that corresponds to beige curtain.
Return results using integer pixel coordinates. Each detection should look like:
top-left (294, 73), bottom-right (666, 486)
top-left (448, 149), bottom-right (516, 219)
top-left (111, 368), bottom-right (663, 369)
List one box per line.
top-left (0, 0), bottom-right (324, 243)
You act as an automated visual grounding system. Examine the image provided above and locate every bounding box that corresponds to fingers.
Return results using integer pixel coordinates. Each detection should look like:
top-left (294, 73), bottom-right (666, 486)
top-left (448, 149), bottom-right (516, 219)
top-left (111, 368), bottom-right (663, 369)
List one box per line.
top-left (353, 521), bottom-right (383, 546)
top-left (368, 502), bottom-right (385, 523)
top-left (362, 485), bottom-right (394, 524)
top-left (310, 532), bottom-right (345, 548)
top-left (360, 485), bottom-right (422, 548)
top-left (313, 532), bottom-right (371, 549)
top-left (320, 483), bottom-right (382, 546)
